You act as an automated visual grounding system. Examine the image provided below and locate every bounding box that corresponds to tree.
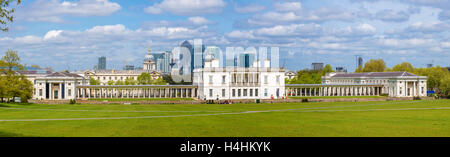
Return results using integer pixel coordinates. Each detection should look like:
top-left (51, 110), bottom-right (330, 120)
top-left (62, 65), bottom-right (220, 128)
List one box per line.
top-left (354, 65), bottom-right (363, 73)
top-left (0, 0), bottom-right (21, 32)
top-left (30, 64), bottom-right (41, 69)
top-left (115, 80), bottom-right (125, 85)
top-left (414, 66), bottom-right (449, 92)
top-left (124, 77), bottom-right (137, 85)
top-left (321, 64), bottom-right (334, 75)
top-left (107, 80), bottom-right (115, 85)
top-left (137, 72), bottom-right (152, 85)
top-left (0, 50), bottom-right (32, 102)
top-left (440, 74), bottom-right (450, 97)
top-left (391, 62), bottom-right (414, 73)
top-left (89, 77), bottom-right (100, 85)
top-left (2, 49), bottom-right (22, 72)
top-left (362, 59), bottom-right (386, 72)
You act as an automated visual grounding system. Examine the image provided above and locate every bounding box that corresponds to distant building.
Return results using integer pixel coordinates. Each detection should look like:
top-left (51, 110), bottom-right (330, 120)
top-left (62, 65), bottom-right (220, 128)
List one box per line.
top-left (123, 65), bottom-right (135, 70)
top-left (143, 46), bottom-right (172, 74)
top-left (358, 57), bottom-right (363, 67)
top-left (335, 67), bottom-right (347, 73)
top-left (98, 56), bottom-right (106, 70)
top-left (427, 64), bottom-right (433, 68)
top-left (311, 63), bottom-right (324, 71)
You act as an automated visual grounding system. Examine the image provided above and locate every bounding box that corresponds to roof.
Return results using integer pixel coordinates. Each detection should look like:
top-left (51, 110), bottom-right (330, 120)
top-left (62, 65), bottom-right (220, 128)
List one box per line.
top-left (46, 72), bottom-right (83, 78)
top-left (85, 69), bottom-right (161, 75)
top-left (331, 72), bottom-right (417, 78)
top-left (18, 70), bottom-right (52, 75)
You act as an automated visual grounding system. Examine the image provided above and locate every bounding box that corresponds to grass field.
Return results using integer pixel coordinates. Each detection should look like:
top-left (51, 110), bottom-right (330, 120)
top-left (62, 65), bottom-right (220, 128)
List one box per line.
top-left (288, 96), bottom-right (386, 99)
top-left (0, 99), bottom-right (449, 137)
top-left (87, 98), bottom-right (194, 101)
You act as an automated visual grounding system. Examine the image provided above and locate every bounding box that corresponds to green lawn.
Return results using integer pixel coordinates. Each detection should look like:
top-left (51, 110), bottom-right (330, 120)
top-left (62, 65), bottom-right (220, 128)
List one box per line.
top-left (288, 96), bottom-right (386, 99)
top-left (88, 98), bottom-right (194, 101)
top-left (0, 99), bottom-right (449, 137)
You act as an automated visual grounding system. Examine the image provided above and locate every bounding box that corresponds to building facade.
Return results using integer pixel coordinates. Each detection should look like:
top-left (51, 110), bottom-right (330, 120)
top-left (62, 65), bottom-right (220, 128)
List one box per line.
top-left (74, 69), bottom-right (162, 85)
top-left (22, 71), bottom-right (88, 100)
top-left (193, 59), bottom-right (285, 100)
top-left (321, 72), bottom-right (427, 97)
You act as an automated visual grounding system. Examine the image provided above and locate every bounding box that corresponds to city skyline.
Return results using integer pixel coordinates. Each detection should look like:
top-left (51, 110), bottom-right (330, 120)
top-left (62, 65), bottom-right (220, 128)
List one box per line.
top-left (0, 0), bottom-right (449, 72)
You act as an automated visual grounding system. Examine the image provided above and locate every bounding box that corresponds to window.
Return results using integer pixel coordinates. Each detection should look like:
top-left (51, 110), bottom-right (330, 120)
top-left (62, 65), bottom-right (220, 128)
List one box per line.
top-left (39, 83), bottom-right (42, 86)
top-left (255, 89), bottom-right (258, 96)
top-left (400, 87), bottom-right (402, 94)
top-left (209, 75), bottom-right (213, 84)
top-left (250, 89), bottom-right (253, 97)
top-left (264, 75), bottom-right (268, 84)
top-left (264, 88), bottom-right (268, 97)
top-left (209, 89), bottom-right (213, 97)
top-left (109, 77), bottom-right (111, 80)
top-left (68, 89), bottom-right (71, 96)
top-left (421, 87), bottom-right (424, 94)
top-left (232, 89), bottom-right (236, 97)
top-left (238, 89), bottom-right (241, 97)
top-left (243, 89), bottom-right (247, 96)
top-left (39, 89), bottom-right (42, 96)
top-left (68, 83), bottom-right (71, 86)
top-left (222, 75), bottom-right (226, 84)
top-left (103, 77), bottom-right (106, 80)
top-left (222, 89), bottom-right (226, 97)
top-left (115, 77), bottom-right (117, 80)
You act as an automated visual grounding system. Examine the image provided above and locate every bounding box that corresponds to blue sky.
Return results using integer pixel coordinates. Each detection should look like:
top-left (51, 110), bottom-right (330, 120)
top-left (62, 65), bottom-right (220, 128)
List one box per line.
top-left (0, 0), bottom-right (449, 71)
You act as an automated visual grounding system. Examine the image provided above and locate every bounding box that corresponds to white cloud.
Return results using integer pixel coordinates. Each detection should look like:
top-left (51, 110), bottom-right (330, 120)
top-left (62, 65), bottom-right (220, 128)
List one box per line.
top-left (144, 0), bottom-right (226, 15)
top-left (234, 4), bottom-right (265, 14)
top-left (226, 30), bottom-right (255, 39)
top-left (406, 21), bottom-right (450, 33)
top-left (43, 30), bottom-right (63, 40)
top-left (375, 9), bottom-right (410, 22)
top-left (188, 17), bottom-right (213, 25)
top-left (378, 38), bottom-right (433, 48)
top-left (274, 2), bottom-right (302, 12)
top-left (86, 24), bottom-right (128, 35)
top-left (255, 24), bottom-right (322, 37)
top-left (441, 42), bottom-right (450, 48)
top-left (17, 0), bottom-right (121, 23)
top-left (332, 23), bottom-right (376, 37)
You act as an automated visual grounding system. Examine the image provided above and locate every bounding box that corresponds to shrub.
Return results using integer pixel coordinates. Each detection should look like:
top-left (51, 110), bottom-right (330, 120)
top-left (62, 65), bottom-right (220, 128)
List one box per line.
top-left (380, 93), bottom-right (389, 96)
top-left (413, 96), bottom-right (421, 100)
top-left (69, 99), bottom-right (76, 104)
top-left (301, 98), bottom-right (309, 102)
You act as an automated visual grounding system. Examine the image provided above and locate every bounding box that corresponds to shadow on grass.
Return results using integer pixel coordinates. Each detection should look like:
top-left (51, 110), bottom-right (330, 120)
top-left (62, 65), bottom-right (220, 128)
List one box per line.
top-left (0, 104), bottom-right (10, 107)
top-left (0, 131), bottom-right (28, 137)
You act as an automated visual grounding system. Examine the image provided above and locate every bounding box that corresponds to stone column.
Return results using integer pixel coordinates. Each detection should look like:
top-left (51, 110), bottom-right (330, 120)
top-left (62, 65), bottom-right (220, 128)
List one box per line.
top-left (413, 81), bottom-right (416, 97)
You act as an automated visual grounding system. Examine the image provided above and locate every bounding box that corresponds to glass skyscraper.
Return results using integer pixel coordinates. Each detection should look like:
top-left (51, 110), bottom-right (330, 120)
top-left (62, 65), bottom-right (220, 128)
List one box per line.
top-left (98, 56), bottom-right (106, 70)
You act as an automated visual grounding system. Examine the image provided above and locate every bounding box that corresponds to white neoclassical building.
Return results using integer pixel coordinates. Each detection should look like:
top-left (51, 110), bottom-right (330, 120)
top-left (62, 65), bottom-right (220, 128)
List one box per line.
top-left (193, 59), bottom-right (285, 100)
top-left (73, 69), bottom-right (162, 85)
top-left (21, 71), bottom-right (88, 100)
top-left (321, 72), bottom-right (427, 97)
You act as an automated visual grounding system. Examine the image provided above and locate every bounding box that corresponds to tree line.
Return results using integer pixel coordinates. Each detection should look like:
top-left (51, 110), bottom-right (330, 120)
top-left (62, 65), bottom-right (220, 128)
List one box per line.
top-left (287, 59), bottom-right (450, 97)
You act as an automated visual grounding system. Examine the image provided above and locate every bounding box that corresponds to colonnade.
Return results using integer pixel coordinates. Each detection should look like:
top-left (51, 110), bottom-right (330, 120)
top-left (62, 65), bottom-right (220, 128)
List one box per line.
top-left (76, 85), bottom-right (198, 99)
top-left (285, 85), bottom-right (384, 97)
